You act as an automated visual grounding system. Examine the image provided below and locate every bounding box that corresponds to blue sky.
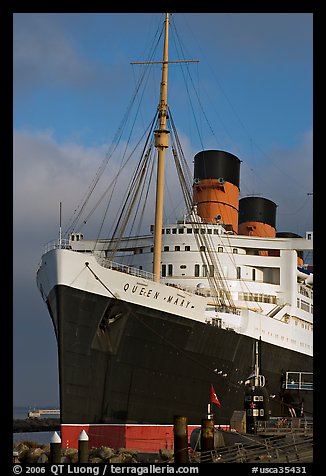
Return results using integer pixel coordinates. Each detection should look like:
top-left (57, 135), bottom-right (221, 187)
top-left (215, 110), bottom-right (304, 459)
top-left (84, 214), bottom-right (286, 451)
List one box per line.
top-left (13, 12), bottom-right (313, 407)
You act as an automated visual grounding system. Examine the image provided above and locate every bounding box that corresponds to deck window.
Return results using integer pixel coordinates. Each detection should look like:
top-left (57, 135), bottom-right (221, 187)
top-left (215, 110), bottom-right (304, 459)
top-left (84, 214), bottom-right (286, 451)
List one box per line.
top-left (195, 264), bottom-right (200, 277)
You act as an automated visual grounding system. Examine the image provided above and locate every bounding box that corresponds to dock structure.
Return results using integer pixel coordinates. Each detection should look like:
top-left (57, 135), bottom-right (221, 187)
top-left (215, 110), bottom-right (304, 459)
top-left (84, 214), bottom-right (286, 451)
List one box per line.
top-left (28, 409), bottom-right (60, 418)
top-left (284, 371), bottom-right (313, 391)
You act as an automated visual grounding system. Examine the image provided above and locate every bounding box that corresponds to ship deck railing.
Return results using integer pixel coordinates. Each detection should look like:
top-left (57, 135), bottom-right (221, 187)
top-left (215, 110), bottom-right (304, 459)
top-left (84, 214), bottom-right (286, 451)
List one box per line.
top-left (195, 433), bottom-right (313, 463)
top-left (96, 256), bottom-right (157, 282)
top-left (200, 435), bottom-right (313, 463)
top-left (284, 371), bottom-right (313, 390)
top-left (256, 418), bottom-right (313, 437)
top-left (43, 239), bottom-right (72, 253)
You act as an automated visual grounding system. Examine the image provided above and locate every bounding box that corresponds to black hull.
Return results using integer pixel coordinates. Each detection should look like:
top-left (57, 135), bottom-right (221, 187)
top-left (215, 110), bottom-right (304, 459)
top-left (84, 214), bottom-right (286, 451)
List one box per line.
top-left (47, 285), bottom-right (313, 425)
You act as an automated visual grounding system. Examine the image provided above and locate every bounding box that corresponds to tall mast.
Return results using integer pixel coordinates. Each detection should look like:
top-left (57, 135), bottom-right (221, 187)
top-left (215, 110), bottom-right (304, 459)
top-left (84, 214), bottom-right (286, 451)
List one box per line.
top-left (130, 14), bottom-right (198, 281)
top-left (153, 13), bottom-right (170, 282)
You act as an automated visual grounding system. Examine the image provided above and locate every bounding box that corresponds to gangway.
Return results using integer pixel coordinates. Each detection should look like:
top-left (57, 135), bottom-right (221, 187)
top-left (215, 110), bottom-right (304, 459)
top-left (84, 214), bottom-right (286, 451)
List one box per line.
top-left (284, 372), bottom-right (313, 390)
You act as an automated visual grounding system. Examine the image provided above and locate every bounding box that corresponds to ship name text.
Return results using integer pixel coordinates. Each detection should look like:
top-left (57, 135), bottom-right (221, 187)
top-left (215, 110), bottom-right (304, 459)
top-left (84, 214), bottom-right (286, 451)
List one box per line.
top-left (123, 283), bottom-right (194, 309)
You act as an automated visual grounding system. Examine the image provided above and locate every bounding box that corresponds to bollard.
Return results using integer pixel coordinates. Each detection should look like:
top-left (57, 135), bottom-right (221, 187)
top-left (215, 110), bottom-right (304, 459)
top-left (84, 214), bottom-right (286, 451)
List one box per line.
top-left (200, 418), bottom-right (214, 462)
top-left (50, 431), bottom-right (62, 463)
top-left (13, 450), bottom-right (19, 464)
top-left (173, 415), bottom-right (189, 463)
top-left (78, 429), bottom-right (89, 463)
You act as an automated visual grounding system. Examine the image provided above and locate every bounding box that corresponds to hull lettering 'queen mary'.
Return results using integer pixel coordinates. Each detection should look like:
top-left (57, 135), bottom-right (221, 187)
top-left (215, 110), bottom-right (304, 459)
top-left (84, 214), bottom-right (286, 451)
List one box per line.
top-left (36, 13), bottom-right (312, 447)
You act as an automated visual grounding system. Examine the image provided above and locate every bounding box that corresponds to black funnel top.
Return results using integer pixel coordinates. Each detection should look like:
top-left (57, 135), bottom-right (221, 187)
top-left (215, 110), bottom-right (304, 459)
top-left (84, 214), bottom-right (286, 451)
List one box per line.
top-left (194, 150), bottom-right (240, 187)
top-left (239, 196), bottom-right (277, 228)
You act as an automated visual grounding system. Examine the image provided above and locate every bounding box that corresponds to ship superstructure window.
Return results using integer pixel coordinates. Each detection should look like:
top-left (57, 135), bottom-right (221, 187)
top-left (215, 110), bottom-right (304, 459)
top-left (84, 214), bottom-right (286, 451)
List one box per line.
top-left (195, 264), bottom-right (200, 277)
top-left (214, 229), bottom-right (218, 234)
top-left (185, 246), bottom-right (190, 251)
top-left (200, 245), bottom-right (206, 251)
top-left (203, 264), bottom-right (208, 277)
top-left (194, 228), bottom-right (199, 234)
top-left (180, 265), bottom-right (187, 269)
top-left (207, 228), bottom-right (212, 234)
top-left (237, 267), bottom-right (241, 279)
top-left (238, 292), bottom-right (277, 304)
top-left (172, 228), bottom-right (177, 234)
top-left (202, 265), bottom-right (214, 277)
top-left (252, 269), bottom-right (256, 281)
top-left (164, 246), bottom-right (170, 251)
top-left (166, 229), bottom-right (171, 234)
top-left (168, 264), bottom-right (173, 276)
top-left (201, 228), bottom-right (206, 234)
top-left (178, 228), bottom-right (184, 234)
top-left (233, 248), bottom-right (238, 254)
top-left (162, 264), bottom-right (166, 277)
top-left (187, 228), bottom-right (192, 234)
top-left (175, 246), bottom-right (180, 251)
top-left (71, 233), bottom-right (84, 241)
top-left (218, 247), bottom-right (223, 252)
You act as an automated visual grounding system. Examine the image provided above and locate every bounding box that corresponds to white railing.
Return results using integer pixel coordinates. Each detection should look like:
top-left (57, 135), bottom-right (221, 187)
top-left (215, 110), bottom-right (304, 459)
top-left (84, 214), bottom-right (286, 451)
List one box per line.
top-left (96, 256), bottom-right (156, 282)
top-left (43, 239), bottom-right (71, 253)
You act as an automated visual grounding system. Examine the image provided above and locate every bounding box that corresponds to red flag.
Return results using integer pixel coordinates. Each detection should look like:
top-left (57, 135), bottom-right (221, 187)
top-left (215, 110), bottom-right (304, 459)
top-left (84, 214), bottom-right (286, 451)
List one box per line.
top-left (210, 385), bottom-right (221, 406)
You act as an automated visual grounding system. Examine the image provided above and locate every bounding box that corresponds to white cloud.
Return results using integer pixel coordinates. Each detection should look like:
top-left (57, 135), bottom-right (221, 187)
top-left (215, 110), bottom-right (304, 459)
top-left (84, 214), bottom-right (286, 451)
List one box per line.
top-left (240, 128), bottom-right (313, 236)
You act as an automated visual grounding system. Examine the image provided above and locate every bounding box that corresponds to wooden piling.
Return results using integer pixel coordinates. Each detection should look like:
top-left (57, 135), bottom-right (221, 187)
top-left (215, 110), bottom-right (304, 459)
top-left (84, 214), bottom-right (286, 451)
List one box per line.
top-left (50, 431), bottom-right (62, 463)
top-left (173, 415), bottom-right (189, 463)
top-left (78, 429), bottom-right (89, 463)
top-left (200, 418), bottom-right (214, 462)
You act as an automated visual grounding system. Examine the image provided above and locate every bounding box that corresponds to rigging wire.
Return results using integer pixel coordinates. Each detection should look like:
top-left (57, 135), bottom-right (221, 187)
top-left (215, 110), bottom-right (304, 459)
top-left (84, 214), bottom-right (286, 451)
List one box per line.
top-left (64, 17), bottom-right (165, 239)
top-left (106, 115), bottom-right (158, 260)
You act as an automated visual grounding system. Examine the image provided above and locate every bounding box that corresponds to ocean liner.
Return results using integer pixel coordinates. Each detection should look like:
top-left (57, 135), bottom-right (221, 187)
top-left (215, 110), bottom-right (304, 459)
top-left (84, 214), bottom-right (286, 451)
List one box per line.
top-left (36, 13), bottom-right (313, 441)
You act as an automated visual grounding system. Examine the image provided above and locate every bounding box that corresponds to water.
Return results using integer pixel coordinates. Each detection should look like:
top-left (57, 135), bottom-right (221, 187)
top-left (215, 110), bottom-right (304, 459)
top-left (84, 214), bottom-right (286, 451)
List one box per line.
top-left (13, 431), bottom-right (60, 445)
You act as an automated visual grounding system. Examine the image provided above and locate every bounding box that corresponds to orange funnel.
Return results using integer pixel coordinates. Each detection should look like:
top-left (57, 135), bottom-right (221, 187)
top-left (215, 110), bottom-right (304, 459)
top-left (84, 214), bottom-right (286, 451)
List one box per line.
top-left (238, 197), bottom-right (277, 237)
top-left (192, 150), bottom-right (240, 232)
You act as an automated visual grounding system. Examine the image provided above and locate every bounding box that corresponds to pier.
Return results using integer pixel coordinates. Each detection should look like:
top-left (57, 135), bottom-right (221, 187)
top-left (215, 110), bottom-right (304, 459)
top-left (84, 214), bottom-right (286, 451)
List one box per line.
top-left (27, 409), bottom-right (60, 418)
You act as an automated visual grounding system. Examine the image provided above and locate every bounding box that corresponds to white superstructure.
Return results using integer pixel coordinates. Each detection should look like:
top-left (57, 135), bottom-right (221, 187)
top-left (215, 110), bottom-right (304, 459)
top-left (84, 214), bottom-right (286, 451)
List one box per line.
top-left (39, 214), bottom-right (313, 359)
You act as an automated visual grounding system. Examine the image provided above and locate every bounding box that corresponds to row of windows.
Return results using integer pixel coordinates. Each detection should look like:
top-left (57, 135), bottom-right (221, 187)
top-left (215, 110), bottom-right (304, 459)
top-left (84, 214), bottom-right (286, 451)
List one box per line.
top-left (161, 263), bottom-right (215, 278)
top-left (254, 327), bottom-right (312, 348)
top-left (162, 227), bottom-right (220, 235)
top-left (157, 245), bottom-right (238, 253)
top-left (238, 292), bottom-right (277, 304)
